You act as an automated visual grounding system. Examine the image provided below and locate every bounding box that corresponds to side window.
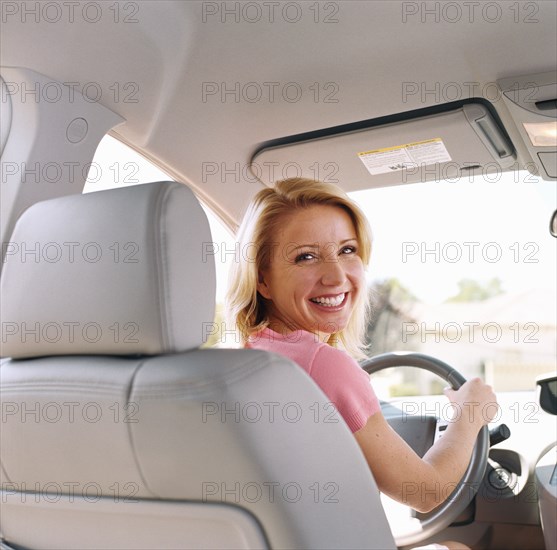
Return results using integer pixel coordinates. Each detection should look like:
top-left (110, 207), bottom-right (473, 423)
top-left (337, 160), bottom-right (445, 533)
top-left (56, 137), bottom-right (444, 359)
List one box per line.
top-left (85, 135), bottom-right (237, 348)
top-left (83, 136), bottom-right (161, 193)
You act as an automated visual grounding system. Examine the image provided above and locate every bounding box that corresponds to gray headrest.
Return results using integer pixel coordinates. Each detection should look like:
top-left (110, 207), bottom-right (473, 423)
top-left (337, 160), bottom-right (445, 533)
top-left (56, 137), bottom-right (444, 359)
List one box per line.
top-left (1, 182), bottom-right (216, 358)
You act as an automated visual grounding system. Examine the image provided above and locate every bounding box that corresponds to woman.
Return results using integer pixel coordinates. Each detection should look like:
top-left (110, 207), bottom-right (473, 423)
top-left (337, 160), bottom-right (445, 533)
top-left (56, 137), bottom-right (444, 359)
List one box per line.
top-left (226, 177), bottom-right (496, 550)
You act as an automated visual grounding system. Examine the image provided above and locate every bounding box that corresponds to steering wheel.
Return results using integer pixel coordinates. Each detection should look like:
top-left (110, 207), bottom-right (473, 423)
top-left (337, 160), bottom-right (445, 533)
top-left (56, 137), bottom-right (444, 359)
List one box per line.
top-left (360, 351), bottom-right (489, 548)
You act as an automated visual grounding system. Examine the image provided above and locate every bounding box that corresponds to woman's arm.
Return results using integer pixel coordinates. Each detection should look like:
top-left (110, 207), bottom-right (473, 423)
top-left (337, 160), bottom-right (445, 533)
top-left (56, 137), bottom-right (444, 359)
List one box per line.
top-left (354, 377), bottom-right (497, 513)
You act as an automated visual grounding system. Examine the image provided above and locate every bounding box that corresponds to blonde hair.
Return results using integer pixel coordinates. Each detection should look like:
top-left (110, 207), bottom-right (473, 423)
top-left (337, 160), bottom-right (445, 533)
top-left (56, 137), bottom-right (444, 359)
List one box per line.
top-left (225, 177), bottom-right (372, 359)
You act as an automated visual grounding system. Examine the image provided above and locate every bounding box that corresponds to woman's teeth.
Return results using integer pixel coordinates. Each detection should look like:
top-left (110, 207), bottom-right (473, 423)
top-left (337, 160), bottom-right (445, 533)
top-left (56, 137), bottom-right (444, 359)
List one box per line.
top-left (310, 293), bottom-right (345, 307)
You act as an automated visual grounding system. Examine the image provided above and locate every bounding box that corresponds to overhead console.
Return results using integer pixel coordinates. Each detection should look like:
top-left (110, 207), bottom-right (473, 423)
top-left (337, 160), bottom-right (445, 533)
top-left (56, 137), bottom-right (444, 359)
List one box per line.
top-left (498, 71), bottom-right (557, 180)
top-left (251, 100), bottom-right (516, 191)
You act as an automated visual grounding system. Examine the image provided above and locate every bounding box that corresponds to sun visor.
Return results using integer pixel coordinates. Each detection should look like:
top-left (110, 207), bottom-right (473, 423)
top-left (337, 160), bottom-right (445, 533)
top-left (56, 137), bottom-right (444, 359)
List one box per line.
top-left (251, 101), bottom-right (516, 191)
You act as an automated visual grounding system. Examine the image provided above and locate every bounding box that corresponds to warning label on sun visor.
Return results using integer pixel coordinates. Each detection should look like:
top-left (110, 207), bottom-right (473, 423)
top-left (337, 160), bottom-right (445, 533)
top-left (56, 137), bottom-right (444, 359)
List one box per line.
top-left (358, 138), bottom-right (451, 176)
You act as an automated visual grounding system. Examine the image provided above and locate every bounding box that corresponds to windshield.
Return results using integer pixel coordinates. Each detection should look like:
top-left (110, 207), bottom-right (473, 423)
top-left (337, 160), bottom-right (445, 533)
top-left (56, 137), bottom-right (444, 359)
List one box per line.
top-left (85, 138), bottom-right (556, 398)
top-left (348, 172), bottom-right (557, 397)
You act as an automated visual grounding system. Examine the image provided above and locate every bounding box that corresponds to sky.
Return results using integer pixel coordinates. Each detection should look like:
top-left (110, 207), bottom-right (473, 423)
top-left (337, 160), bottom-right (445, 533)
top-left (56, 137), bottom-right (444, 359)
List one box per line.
top-left (85, 135), bottom-right (557, 305)
top-left (350, 175), bottom-right (557, 303)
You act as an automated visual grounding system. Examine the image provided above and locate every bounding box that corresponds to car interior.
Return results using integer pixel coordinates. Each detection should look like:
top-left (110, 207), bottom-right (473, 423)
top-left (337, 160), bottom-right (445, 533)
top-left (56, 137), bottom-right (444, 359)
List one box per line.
top-left (1, 1), bottom-right (556, 549)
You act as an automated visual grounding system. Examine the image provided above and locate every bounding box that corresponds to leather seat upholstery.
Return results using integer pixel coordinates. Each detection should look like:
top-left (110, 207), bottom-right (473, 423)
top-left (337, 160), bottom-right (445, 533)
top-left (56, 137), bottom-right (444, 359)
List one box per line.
top-left (0, 181), bottom-right (396, 549)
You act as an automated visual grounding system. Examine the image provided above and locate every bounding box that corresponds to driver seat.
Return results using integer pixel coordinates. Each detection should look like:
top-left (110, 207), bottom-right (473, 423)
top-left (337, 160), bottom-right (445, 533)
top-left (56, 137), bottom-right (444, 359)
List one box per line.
top-left (0, 181), bottom-right (396, 549)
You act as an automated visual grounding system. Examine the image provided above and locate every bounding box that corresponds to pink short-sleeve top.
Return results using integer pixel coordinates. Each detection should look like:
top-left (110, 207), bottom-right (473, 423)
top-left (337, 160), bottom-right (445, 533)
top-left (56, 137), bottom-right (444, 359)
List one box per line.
top-left (245, 327), bottom-right (380, 433)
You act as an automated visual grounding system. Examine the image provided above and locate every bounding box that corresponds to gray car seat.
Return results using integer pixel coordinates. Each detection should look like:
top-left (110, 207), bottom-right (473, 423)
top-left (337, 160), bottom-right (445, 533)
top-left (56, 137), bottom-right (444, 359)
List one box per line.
top-left (0, 181), bottom-right (396, 549)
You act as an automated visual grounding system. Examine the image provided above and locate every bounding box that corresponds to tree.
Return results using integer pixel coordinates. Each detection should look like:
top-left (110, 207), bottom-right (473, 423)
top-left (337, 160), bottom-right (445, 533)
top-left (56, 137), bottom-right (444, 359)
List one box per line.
top-left (445, 278), bottom-right (504, 303)
top-left (365, 278), bottom-right (419, 354)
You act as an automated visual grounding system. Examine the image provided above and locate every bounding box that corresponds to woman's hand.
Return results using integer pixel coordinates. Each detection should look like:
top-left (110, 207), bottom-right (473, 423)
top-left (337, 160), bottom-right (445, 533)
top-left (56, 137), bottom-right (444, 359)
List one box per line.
top-left (443, 377), bottom-right (498, 430)
top-left (355, 377), bottom-right (498, 513)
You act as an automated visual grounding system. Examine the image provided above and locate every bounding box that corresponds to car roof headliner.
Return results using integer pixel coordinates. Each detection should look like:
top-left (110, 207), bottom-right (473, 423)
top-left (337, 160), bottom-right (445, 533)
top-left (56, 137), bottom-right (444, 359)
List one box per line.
top-left (2, 0), bottom-right (556, 228)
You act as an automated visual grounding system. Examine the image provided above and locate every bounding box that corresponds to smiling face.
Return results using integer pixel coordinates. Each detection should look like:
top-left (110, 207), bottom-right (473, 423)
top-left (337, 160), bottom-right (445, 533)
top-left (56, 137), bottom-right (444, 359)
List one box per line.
top-left (257, 204), bottom-right (366, 342)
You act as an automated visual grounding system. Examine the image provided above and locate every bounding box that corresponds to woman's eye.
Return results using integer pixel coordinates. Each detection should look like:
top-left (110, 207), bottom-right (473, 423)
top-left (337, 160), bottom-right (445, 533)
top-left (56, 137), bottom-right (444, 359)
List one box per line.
top-left (295, 252), bottom-right (316, 263)
top-left (341, 245), bottom-right (357, 255)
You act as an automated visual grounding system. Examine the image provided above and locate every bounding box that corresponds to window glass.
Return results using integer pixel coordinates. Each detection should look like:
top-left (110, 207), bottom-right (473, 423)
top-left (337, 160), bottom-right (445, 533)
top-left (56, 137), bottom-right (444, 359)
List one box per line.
top-left (349, 172), bottom-right (557, 396)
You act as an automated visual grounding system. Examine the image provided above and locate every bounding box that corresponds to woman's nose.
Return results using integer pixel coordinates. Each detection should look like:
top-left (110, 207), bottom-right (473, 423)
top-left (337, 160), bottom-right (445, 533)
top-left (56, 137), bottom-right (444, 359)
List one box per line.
top-left (320, 258), bottom-right (347, 286)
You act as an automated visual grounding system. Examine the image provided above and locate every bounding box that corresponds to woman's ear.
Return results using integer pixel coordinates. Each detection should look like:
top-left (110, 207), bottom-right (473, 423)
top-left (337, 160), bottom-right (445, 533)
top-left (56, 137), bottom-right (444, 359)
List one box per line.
top-left (257, 271), bottom-right (272, 300)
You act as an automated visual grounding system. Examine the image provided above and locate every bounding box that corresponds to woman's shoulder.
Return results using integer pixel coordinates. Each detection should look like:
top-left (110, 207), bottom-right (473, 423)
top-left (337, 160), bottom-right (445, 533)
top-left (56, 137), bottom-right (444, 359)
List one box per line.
top-left (312, 340), bottom-right (363, 374)
top-left (248, 327), bottom-right (357, 359)
top-left (247, 326), bottom-right (319, 347)
top-left (246, 326), bottom-right (358, 371)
